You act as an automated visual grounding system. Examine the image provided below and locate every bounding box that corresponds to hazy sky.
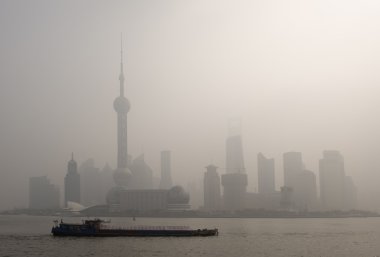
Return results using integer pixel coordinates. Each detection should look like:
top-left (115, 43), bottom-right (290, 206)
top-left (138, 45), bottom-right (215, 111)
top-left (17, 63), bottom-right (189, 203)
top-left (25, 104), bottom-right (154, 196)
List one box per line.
top-left (1, 0), bottom-right (380, 210)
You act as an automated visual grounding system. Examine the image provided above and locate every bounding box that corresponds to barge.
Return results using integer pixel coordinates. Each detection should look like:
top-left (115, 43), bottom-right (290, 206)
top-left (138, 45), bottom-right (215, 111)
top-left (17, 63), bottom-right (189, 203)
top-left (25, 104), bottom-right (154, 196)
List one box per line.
top-left (51, 219), bottom-right (218, 237)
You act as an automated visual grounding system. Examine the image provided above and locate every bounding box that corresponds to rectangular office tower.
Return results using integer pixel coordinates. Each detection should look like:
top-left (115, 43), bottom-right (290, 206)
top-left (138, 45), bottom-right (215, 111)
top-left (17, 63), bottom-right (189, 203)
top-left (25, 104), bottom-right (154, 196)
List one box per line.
top-left (226, 135), bottom-right (245, 174)
top-left (283, 152), bottom-right (303, 188)
top-left (226, 119), bottom-right (245, 174)
top-left (29, 176), bottom-right (60, 209)
top-left (64, 154), bottom-right (80, 206)
top-left (222, 119), bottom-right (247, 210)
top-left (203, 164), bottom-right (221, 210)
top-left (319, 151), bottom-right (346, 210)
top-left (257, 153), bottom-right (275, 195)
top-left (159, 150), bottom-right (172, 189)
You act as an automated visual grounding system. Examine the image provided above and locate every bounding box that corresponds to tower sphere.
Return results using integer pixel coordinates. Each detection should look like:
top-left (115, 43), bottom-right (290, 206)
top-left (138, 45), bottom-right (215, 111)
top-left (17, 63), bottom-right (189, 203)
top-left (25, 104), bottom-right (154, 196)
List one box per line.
top-left (113, 96), bottom-right (130, 113)
top-left (113, 167), bottom-right (132, 187)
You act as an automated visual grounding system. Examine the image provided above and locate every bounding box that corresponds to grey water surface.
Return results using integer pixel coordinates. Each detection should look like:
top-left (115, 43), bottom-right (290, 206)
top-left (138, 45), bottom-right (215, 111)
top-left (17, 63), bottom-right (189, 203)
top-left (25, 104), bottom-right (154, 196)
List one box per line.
top-left (1, 215), bottom-right (380, 257)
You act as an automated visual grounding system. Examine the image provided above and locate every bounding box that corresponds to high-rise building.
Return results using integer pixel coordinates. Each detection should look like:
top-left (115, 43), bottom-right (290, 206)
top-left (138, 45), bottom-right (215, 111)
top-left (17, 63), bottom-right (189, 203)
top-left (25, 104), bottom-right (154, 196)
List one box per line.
top-left (226, 135), bottom-right (245, 173)
top-left (296, 169), bottom-right (318, 211)
top-left (257, 153), bottom-right (275, 195)
top-left (99, 163), bottom-right (115, 202)
top-left (344, 176), bottom-right (357, 210)
top-left (319, 150), bottom-right (346, 210)
top-left (221, 173), bottom-right (248, 210)
top-left (159, 150), bottom-right (173, 189)
top-left (64, 153), bottom-right (80, 207)
top-left (203, 164), bottom-right (221, 210)
top-left (29, 176), bottom-right (60, 209)
top-left (283, 152), bottom-right (303, 188)
top-left (113, 39), bottom-right (132, 188)
top-left (226, 119), bottom-right (245, 174)
top-left (80, 159), bottom-right (103, 206)
top-left (280, 186), bottom-right (294, 210)
top-left (130, 154), bottom-right (154, 189)
top-left (283, 152), bottom-right (318, 210)
top-left (222, 120), bottom-right (247, 210)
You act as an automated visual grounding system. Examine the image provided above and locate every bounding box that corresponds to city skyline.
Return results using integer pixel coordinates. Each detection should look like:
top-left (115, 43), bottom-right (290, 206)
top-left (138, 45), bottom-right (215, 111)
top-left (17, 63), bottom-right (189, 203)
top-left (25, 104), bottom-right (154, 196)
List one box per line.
top-left (1, 0), bottom-right (380, 211)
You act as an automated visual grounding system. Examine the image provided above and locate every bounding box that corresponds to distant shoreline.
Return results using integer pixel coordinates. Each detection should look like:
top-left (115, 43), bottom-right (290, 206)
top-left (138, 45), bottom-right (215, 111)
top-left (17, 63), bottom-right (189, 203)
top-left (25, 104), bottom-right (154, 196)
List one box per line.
top-left (1, 208), bottom-right (378, 219)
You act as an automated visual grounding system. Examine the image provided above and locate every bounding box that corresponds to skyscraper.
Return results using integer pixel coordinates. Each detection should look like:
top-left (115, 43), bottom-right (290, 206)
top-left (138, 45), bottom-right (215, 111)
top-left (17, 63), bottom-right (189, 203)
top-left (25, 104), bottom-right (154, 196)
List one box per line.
top-left (159, 150), bottom-right (172, 189)
top-left (296, 169), bottom-right (317, 211)
top-left (283, 152), bottom-right (318, 210)
top-left (80, 158), bottom-right (103, 206)
top-left (283, 152), bottom-right (303, 188)
top-left (203, 164), bottom-right (221, 210)
top-left (64, 153), bottom-right (80, 207)
top-left (226, 119), bottom-right (245, 174)
top-left (344, 176), bottom-right (357, 210)
top-left (130, 154), bottom-right (154, 189)
top-left (29, 176), bottom-right (60, 209)
top-left (113, 38), bottom-right (132, 187)
top-left (319, 150), bottom-right (346, 210)
top-left (257, 153), bottom-right (275, 195)
top-left (222, 120), bottom-right (247, 210)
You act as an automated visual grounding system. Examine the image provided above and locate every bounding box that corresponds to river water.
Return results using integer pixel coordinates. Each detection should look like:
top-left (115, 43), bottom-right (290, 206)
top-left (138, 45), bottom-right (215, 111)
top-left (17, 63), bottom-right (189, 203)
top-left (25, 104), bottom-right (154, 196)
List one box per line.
top-left (1, 215), bottom-right (380, 257)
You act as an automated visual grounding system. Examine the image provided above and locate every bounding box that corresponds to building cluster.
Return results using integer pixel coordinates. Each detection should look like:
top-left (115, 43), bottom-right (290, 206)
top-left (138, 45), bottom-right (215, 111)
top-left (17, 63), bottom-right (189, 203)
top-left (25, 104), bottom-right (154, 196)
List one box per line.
top-left (203, 127), bottom-right (358, 212)
top-left (28, 45), bottom-right (187, 212)
top-left (28, 46), bottom-right (357, 213)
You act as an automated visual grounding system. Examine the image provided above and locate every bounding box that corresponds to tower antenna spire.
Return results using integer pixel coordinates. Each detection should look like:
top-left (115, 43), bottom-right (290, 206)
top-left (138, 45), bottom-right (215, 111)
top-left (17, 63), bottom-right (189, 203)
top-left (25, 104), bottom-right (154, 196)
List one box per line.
top-left (71, 152), bottom-right (74, 161)
top-left (120, 32), bottom-right (123, 67)
top-left (119, 33), bottom-right (125, 96)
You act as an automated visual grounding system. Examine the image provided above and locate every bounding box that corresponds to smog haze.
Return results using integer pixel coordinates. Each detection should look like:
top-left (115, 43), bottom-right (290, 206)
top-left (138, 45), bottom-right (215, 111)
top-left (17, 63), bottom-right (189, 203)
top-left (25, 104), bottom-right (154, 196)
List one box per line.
top-left (1, 0), bottom-right (380, 211)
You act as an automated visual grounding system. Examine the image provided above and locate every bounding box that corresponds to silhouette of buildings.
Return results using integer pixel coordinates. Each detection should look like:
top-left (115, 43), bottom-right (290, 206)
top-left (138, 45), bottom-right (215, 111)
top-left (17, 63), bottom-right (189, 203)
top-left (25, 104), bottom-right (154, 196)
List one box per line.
top-left (225, 120), bottom-right (245, 174)
top-left (344, 176), bottom-right (358, 210)
top-left (64, 153), bottom-right (80, 207)
top-left (282, 152), bottom-right (318, 211)
top-left (99, 163), bottom-right (115, 201)
top-left (319, 150), bottom-right (346, 210)
top-left (222, 173), bottom-right (248, 210)
top-left (159, 150), bottom-right (172, 189)
top-left (203, 164), bottom-right (221, 210)
top-left (319, 150), bottom-right (357, 211)
top-left (257, 153), bottom-right (275, 195)
top-left (283, 152), bottom-right (303, 188)
top-left (280, 186), bottom-right (294, 210)
top-left (80, 159), bottom-right (103, 206)
top-left (222, 120), bottom-right (247, 210)
top-left (29, 176), bottom-right (60, 209)
top-left (244, 153), bottom-right (280, 210)
top-left (296, 169), bottom-right (318, 211)
top-left (130, 154), bottom-right (153, 189)
top-left (107, 186), bottom-right (190, 212)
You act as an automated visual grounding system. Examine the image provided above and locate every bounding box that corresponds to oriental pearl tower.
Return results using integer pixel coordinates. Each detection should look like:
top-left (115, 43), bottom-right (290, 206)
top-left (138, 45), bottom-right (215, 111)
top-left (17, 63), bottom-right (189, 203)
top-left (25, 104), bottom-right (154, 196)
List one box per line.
top-left (113, 39), bottom-right (132, 187)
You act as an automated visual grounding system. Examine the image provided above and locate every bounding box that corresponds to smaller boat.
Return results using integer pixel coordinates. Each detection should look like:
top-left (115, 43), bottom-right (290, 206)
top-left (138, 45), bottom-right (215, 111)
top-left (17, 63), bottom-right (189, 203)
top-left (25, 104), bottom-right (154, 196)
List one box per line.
top-left (51, 219), bottom-right (218, 237)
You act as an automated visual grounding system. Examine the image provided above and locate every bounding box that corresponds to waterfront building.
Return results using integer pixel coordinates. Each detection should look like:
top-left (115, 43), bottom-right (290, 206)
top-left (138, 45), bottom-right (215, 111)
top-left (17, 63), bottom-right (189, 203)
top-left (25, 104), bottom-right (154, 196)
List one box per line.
top-left (282, 152), bottom-right (318, 210)
top-left (319, 151), bottom-right (346, 210)
top-left (257, 153), bottom-right (275, 195)
top-left (107, 186), bottom-right (190, 212)
top-left (221, 173), bottom-right (248, 210)
top-left (159, 150), bottom-right (173, 189)
top-left (80, 159), bottom-right (104, 206)
top-left (130, 154), bottom-right (154, 189)
top-left (283, 152), bottom-right (303, 188)
top-left (203, 164), bottom-right (221, 210)
top-left (280, 186), bottom-right (294, 210)
top-left (64, 153), bottom-right (80, 206)
top-left (344, 176), bottom-right (357, 210)
top-left (222, 120), bottom-right (247, 210)
top-left (29, 176), bottom-right (60, 209)
top-left (296, 169), bottom-right (318, 211)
